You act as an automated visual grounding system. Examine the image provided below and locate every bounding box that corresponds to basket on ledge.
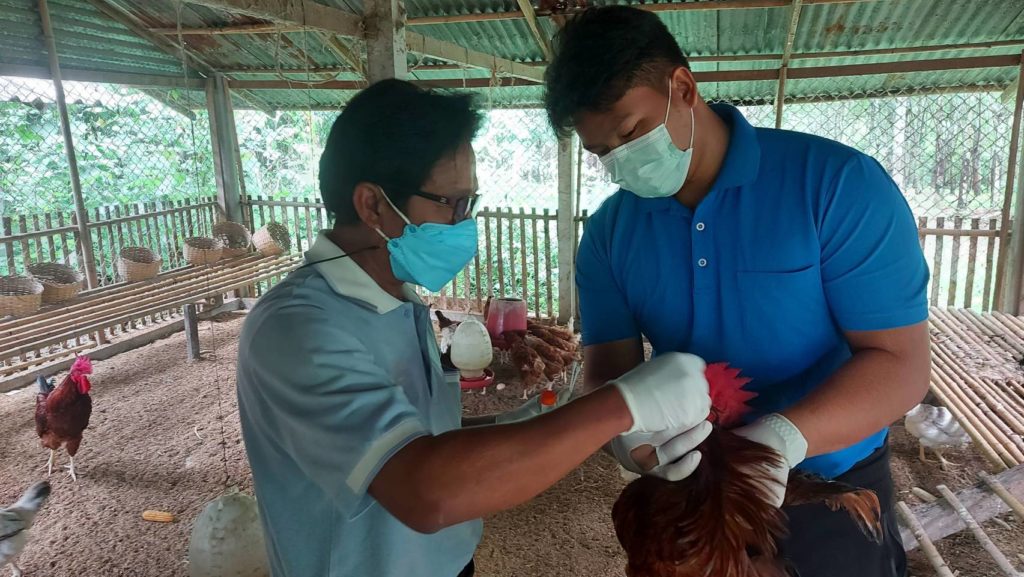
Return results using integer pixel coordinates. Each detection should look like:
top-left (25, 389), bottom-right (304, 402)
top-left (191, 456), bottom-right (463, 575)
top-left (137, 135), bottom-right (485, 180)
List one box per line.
top-left (253, 222), bottom-right (290, 257)
top-left (184, 236), bottom-right (224, 266)
top-left (27, 262), bottom-right (84, 303)
top-left (212, 221), bottom-right (252, 259)
top-left (0, 275), bottom-right (43, 317)
top-left (118, 246), bottom-right (162, 282)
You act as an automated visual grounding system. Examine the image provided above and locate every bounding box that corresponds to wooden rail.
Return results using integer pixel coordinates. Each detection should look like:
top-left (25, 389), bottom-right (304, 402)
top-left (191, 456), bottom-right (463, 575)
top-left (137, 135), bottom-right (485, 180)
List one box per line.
top-left (0, 253), bottom-right (300, 391)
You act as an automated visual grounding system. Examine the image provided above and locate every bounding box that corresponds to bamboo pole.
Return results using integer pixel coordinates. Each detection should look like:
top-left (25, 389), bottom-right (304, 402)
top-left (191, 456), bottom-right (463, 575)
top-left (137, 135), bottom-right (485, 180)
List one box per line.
top-left (931, 347), bottom-right (1024, 461)
top-left (929, 363), bottom-right (1014, 469)
top-left (896, 501), bottom-right (956, 577)
top-left (979, 471), bottom-right (1024, 522)
top-left (38, 0), bottom-right (97, 288)
top-left (936, 484), bottom-right (1022, 577)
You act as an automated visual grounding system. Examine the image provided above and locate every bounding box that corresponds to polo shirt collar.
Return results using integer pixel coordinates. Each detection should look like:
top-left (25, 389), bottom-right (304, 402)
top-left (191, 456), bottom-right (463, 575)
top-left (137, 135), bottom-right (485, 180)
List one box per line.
top-left (708, 102), bottom-right (761, 191)
top-left (304, 232), bottom-right (422, 314)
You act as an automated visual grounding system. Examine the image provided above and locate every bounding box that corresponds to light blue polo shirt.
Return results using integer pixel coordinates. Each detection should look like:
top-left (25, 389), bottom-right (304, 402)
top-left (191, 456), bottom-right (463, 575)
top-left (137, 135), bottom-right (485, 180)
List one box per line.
top-left (577, 103), bottom-right (929, 479)
top-left (237, 232), bottom-right (481, 577)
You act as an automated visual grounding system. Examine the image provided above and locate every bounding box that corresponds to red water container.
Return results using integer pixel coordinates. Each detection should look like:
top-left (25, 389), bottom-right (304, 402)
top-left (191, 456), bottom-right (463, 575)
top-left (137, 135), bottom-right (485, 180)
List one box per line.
top-left (486, 297), bottom-right (528, 349)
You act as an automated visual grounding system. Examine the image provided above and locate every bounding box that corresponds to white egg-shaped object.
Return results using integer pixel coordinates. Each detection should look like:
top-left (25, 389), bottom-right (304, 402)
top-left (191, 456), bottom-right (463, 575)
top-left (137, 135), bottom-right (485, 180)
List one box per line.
top-left (450, 319), bottom-right (493, 378)
top-left (188, 492), bottom-right (270, 577)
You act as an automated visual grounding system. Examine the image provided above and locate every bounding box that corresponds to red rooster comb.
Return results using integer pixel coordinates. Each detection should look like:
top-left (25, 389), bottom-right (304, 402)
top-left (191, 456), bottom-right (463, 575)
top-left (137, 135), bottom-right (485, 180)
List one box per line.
top-left (705, 362), bottom-right (754, 429)
top-left (70, 356), bottom-right (93, 376)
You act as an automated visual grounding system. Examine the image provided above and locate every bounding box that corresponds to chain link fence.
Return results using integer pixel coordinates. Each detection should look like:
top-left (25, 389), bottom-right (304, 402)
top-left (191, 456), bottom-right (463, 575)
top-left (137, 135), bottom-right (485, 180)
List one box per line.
top-left (1, 76), bottom-right (218, 281)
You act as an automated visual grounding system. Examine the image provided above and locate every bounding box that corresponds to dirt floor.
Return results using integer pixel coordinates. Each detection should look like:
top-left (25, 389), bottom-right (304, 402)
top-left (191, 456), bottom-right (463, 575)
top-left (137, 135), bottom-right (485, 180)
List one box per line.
top-left (0, 313), bottom-right (1021, 577)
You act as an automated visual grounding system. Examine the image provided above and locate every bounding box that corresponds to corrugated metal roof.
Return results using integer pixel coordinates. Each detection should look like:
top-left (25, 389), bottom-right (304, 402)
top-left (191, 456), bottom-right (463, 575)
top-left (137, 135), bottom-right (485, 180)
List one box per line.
top-left (1, 0), bottom-right (1022, 109)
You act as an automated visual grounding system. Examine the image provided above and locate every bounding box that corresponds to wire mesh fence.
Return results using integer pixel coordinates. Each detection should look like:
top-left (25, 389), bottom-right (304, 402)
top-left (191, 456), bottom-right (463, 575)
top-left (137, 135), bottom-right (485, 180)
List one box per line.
top-left (1, 76), bottom-right (219, 283)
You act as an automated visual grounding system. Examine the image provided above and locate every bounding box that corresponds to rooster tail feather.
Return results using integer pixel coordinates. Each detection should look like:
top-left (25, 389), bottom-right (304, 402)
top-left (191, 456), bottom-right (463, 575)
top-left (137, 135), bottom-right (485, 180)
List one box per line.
top-left (785, 474), bottom-right (884, 544)
top-left (823, 489), bottom-right (884, 544)
top-left (70, 355), bottom-right (92, 376)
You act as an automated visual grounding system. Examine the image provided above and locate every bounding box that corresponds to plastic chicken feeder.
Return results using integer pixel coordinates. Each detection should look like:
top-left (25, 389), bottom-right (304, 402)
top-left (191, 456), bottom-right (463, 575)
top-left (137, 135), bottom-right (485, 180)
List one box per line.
top-left (486, 297), bottom-right (528, 349)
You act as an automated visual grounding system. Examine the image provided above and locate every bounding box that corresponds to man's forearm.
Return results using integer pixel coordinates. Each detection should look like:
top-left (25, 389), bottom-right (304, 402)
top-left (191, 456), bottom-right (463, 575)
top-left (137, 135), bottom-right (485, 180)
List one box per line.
top-left (371, 386), bottom-right (631, 532)
top-left (782, 344), bottom-right (930, 458)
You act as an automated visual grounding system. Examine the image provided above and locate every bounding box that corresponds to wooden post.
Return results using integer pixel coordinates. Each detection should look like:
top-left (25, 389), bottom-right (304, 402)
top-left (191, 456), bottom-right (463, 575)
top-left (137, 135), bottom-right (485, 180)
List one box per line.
top-left (774, 68), bottom-right (787, 129)
top-left (205, 75), bottom-right (244, 224)
top-left (38, 0), bottom-right (98, 289)
top-left (364, 0), bottom-right (408, 82)
top-left (183, 303), bottom-right (201, 361)
top-left (556, 136), bottom-right (576, 324)
top-left (997, 51), bottom-right (1024, 313)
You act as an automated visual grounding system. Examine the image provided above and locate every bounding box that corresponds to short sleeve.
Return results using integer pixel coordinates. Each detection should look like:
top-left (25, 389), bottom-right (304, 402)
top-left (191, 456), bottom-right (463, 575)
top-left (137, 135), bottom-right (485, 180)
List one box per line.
top-left (819, 153), bottom-right (929, 332)
top-left (241, 305), bottom-right (428, 518)
top-left (576, 214), bottom-right (640, 346)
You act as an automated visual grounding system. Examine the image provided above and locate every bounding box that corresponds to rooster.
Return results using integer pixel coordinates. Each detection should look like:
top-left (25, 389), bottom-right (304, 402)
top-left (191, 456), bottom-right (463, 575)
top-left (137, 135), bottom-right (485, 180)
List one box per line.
top-left (0, 481), bottom-right (51, 577)
top-left (612, 363), bottom-right (884, 577)
top-left (35, 357), bottom-right (93, 482)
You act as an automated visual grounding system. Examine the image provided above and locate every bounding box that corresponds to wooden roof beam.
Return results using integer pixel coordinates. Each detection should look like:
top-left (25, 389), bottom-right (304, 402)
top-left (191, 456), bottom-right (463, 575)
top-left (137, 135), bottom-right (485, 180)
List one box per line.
top-left (516, 0), bottom-right (552, 61)
top-left (775, 0), bottom-right (803, 127)
top-left (86, 0), bottom-right (276, 114)
top-left (406, 32), bottom-right (544, 83)
top-left (408, 0), bottom-right (880, 26)
top-left (149, 23), bottom-right (305, 35)
top-left (182, 0), bottom-right (363, 38)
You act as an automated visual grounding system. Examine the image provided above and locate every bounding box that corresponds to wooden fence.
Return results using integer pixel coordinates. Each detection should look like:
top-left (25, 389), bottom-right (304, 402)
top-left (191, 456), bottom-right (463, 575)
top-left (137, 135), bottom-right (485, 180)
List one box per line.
top-left (0, 198), bottom-right (218, 286)
top-left (0, 195), bottom-right (1009, 319)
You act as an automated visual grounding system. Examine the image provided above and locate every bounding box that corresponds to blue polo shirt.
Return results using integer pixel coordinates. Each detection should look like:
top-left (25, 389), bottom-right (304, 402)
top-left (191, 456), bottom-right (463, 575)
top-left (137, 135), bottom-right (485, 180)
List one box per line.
top-left (577, 103), bottom-right (929, 479)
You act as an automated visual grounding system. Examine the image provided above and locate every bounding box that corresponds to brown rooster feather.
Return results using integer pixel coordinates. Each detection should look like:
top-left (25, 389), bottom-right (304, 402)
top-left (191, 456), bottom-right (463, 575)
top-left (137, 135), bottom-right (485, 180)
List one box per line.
top-left (612, 363), bottom-right (883, 577)
top-left (35, 356), bottom-right (93, 481)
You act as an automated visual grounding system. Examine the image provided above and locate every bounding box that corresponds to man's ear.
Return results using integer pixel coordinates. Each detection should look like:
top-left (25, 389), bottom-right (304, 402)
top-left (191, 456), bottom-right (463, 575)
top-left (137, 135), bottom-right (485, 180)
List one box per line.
top-left (671, 67), bottom-right (699, 107)
top-left (352, 182), bottom-right (384, 229)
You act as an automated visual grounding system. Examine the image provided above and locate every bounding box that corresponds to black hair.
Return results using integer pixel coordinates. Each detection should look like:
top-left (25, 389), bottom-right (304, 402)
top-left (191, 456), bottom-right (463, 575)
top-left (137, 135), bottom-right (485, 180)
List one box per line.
top-left (544, 6), bottom-right (690, 139)
top-left (319, 79), bottom-right (483, 224)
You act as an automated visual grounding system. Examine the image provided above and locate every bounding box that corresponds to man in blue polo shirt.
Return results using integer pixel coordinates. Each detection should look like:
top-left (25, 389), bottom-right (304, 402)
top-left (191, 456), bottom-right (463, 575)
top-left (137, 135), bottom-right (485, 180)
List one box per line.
top-left (544, 7), bottom-right (930, 576)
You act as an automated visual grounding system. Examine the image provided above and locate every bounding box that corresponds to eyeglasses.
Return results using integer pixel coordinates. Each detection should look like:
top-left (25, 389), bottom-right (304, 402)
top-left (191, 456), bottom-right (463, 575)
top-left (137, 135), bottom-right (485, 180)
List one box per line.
top-left (409, 189), bottom-right (481, 223)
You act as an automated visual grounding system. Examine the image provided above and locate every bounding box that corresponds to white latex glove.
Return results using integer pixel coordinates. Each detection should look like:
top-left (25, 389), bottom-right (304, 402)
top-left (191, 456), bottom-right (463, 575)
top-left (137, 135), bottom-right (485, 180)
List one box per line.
top-left (732, 413), bottom-right (809, 507)
top-left (610, 420), bottom-right (713, 481)
top-left (494, 387), bottom-right (573, 424)
top-left (609, 352), bottom-right (711, 434)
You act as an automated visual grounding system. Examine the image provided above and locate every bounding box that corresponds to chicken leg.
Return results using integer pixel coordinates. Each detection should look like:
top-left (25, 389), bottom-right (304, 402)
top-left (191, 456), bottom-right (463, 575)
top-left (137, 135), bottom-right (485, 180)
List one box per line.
top-left (65, 457), bottom-right (77, 482)
top-left (918, 442), bottom-right (958, 470)
top-left (45, 449), bottom-right (55, 477)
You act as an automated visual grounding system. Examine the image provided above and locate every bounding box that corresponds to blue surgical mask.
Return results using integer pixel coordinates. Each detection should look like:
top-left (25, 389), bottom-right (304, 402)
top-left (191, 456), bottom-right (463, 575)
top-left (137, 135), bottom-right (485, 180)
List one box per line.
top-left (600, 80), bottom-right (695, 198)
top-left (375, 189), bottom-right (479, 292)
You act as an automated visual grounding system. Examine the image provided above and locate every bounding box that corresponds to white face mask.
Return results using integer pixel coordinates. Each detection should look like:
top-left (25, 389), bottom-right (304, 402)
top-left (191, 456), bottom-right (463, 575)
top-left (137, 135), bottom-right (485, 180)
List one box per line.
top-left (599, 80), bottom-right (695, 199)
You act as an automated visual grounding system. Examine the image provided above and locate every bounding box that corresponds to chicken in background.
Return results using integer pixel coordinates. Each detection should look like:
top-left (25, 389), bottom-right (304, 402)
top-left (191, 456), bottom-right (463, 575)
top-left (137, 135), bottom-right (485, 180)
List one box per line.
top-left (35, 357), bottom-right (93, 482)
top-left (904, 403), bottom-right (971, 470)
top-left (0, 481), bottom-right (51, 577)
top-left (435, 310), bottom-right (460, 370)
top-left (503, 331), bottom-right (547, 394)
top-left (612, 363), bottom-right (883, 577)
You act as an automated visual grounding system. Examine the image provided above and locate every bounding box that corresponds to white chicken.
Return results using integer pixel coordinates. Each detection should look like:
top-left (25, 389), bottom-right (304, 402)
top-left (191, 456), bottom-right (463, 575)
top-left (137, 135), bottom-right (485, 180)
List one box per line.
top-left (904, 403), bottom-right (971, 470)
top-left (0, 481), bottom-right (51, 577)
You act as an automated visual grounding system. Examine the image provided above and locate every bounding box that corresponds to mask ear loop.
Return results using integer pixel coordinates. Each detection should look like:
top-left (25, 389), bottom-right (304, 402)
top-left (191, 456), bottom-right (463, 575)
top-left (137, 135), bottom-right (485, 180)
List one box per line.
top-left (374, 186), bottom-right (412, 242)
top-left (668, 76), bottom-right (696, 151)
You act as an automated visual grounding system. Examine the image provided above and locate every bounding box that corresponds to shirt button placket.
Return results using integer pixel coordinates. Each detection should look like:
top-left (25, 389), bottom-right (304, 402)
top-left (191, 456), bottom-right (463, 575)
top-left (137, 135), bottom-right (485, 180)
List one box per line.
top-left (695, 221), bottom-right (708, 269)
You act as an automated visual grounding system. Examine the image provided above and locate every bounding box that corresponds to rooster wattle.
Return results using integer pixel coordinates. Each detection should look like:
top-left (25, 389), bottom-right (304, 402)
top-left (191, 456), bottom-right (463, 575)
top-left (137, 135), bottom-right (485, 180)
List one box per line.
top-left (612, 362), bottom-right (884, 577)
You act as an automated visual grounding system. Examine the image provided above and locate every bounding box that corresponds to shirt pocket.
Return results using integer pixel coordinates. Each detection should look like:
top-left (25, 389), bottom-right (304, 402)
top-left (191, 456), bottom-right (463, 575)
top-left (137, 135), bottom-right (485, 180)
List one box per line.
top-left (735, 265), bottom-right (835, 381)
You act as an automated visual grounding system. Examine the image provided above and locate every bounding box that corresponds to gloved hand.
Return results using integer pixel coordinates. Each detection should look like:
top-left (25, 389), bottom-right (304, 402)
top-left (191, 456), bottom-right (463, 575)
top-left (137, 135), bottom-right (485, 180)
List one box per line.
top-left (609, 352), bottom-right (711, 434)
top-left (732, 413), bottom-right (808, 507)
top-left (494, 387), bottom-right (573, 424)
top-left (610, 420), bottom-right (713, 481)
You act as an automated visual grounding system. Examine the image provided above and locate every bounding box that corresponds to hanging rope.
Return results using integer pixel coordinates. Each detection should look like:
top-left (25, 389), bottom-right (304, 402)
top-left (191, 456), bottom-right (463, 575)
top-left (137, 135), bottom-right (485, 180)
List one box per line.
top-left (175, 0), bottom-right (230, 492)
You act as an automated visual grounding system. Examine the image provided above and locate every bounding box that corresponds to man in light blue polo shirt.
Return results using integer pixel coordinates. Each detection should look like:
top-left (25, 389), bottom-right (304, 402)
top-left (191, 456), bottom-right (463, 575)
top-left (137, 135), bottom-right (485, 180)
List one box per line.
top-left (237, 79), bottom-right (718, 577)
top-left (544, 7), bottom-right (930, 577)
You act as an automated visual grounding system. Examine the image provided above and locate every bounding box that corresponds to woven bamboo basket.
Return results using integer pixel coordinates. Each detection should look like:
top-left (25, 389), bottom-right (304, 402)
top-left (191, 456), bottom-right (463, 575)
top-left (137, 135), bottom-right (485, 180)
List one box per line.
top-left (27, 262), bottom-right (84, 303)
top-left (253, 222), bottom-right (291, 257)
top-left (0, 275), bottom-right (43, 317)
top-left (118, 246), bottom-right (162, 282)
top-left (184, 236), bottom-right (224, 266)
top-left (213, 221), bottom-right (252, 259)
